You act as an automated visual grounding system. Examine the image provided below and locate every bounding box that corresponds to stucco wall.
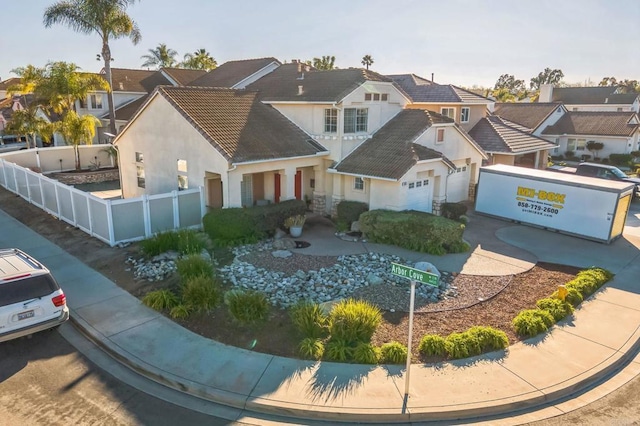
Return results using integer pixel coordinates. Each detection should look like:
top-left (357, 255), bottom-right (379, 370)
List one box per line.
top-left (553, 135), bottom-right (634, 158)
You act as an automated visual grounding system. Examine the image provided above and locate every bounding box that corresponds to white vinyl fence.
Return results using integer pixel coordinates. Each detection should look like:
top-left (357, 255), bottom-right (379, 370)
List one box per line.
top-left (0, 147), bottom-right (205, 247)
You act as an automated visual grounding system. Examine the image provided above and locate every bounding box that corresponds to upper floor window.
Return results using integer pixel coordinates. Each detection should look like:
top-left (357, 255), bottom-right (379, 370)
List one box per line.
top-left (364, 93), bottom-right (388, 101)
top-left (324, 108), bottom-right (338, 133)
top-left (135, 152), bottom-right (144, 163)
top-left (89, 94), bottom-right (103, 109)
top-left (436, 128), bottom-right (445, 143)
top-left (441, 107), bottom-right (455, 120)
top-left (344, 108), bottom-right (368, 133)
top-left (460, 107), bottom-right (470, 123)
top-left (354, 177), bottom-right (364, 191)
top-left (177, 159), bottom-right (188, 190)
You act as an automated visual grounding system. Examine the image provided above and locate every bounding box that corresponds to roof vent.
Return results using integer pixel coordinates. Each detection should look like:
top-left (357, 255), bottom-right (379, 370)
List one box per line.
top-left (297, 85), bottom-right (304, 95)
top-left (118, 82), bottom-right (124, 90)
top-left (297, 73), bottom-right (304, 80)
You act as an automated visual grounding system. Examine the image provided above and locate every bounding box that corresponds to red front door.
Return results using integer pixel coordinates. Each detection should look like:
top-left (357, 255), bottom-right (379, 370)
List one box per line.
top-left (274, 173), bottom-right (281, 203)
top-left (294, 170), bottom-right (302, 200)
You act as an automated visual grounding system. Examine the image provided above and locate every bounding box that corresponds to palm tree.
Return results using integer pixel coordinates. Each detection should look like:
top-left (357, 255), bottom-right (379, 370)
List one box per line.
top-left (312, 56), bottom-right (335, 71)
top-left (4, 103), bottom-right (53, 149)
top-left (361, 55), bottom-right (374, 70)
top-left (44, 0), bottom-right (142, 135)
top-left (55, 110), bottom-right (101, 170)
top-left (181, 48), bottom-right (217, 71)
top-left (141, 43), bottom-right (178, 69)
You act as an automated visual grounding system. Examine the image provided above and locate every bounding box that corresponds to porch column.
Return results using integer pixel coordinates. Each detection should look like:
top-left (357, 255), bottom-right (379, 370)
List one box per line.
top-left (282, 166), bottom-right (297, 201)
top-left (331, 173), bottom-right (344, 217)
top-left (226, 171), bottom-right (242, 207)
top-left (312, 165), bottom-right (326, 214)
top-left (534, 151), bottom-right (541, 169)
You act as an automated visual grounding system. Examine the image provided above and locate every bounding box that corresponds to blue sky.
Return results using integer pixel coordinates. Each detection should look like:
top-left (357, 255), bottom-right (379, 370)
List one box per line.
top-left (1, 0), bottom-right (638, 88)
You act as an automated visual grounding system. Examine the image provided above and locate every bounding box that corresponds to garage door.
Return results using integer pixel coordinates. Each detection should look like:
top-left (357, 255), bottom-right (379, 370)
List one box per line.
top-left (404, 178), bottom-right (432, 212)
top-left (447, 166), bottom-right (469, 202)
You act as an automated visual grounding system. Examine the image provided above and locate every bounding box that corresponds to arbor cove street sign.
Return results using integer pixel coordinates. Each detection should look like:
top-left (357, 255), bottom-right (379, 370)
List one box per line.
top-left (391, 262), bottom-right (439, 287)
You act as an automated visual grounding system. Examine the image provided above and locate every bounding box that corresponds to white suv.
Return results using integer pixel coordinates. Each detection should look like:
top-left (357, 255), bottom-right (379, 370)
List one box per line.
top-left (0, 248), bottom-right (69, 342)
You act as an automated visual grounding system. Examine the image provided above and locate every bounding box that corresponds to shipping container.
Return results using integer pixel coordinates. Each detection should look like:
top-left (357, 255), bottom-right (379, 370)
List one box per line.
top-left (475, 164), bottom-right (634, 243)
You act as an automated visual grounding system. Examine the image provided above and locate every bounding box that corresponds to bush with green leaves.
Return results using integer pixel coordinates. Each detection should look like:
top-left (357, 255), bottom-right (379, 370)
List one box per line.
top-left (418, 334), bottom-right (447, 357)
top-left (325, 338), bottom-right (354, 362)
top-left (170, 304), bottom-right (192, 319)
top-left (466, 326), bottom-right (509, 353)
top-left (140, 229), bottom-right (206, 257)
top-left (609, 154), bottom-right (633, 167)
top-left (224, 289), bottom-right (270, 325)
top-left (444, 332), bottom-right (479, 359)
top-left (565, 275), bottom-right (599, 297)
top-left (202, 208), bottom-right (261, 247)
top-left (512, 309), bottom-right (555, 338)
top-left (551, 286), bottom-right (583, 306)
top-left (177, 254), bottom-right (214, 281)
top-left (379, 341), bottom-right (408, 364)
top-left (536, 297), bottom-right (574, 321)
top-left (328, 299), bottom-right (382, 344)
top-left (289, 301), bottom-right (328, 338)
top-left (353, 342), bottom-right (381, 364)
top-left (174, 229), bottom-right (207, 255)
top-left (336, 201), bottom-right (368, 227)
top-left (441, 202), bottom-right (468, 221)
top-left (358, 210), bottom-right (469, 255)
top-left (298, 338), bottom-right (325, 360)
top-left (142, 289), bottom-right (179, 311)
top-left (181, 275), bottom-right (222, 313)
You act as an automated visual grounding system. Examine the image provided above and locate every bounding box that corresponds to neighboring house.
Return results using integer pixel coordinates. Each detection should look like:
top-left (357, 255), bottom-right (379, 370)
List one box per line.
top-left (493, 102), bottom-right (566, 136)
top-left (0, 78), bottom-right (21, 101)
top-left (541, 112), bottom-right (640, 159)
top-left (0, 95), bottom-right (63, 149)
top-left (114, 86), bottom-right (329, 208)
top-left (159, 68), bottom-right (208, 86)
top-left (539, 84), bottom-right (640, 113)
top-left (189, 57), bottom-right (281, 89)
top-left (388, 74), bottom-right (494, 132)
top-left (468, 115), bottom-right (555, 169)
top-left (115, 63), bottom-right (488, 215)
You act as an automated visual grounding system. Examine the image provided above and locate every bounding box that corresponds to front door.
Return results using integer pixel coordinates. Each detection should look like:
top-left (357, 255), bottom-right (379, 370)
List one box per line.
top-left (274, 173), bottom-right (281, 203)
top-left (207, 178), bottom-right (223, 208)
top-left (295, 170), bottom-right (302, 200)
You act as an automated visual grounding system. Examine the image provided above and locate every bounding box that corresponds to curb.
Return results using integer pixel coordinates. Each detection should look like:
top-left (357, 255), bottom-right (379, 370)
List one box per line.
top-left (69, 309), bottom-right (640, 424)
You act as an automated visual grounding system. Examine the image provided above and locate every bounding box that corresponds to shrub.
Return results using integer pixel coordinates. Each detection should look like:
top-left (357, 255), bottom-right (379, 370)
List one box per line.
top-left (353, 342), bottom-right (381, 364)
top-left (566, 276), bottom-right (599, 297)
top-left (202, 208), bottom-right (262, 247)
top-left (224, 289), bottom-right (270, 325)
top-left (466, 326), bottom-right (509, 353)
top-left (298, 338), bottom-right (325, 360)
top-left (609, 154), bottom-right (633, 167)
top-left (142, 289), bottom-right (179, 311)
top-left (289, 301), bottom-right (328, 338)
top-left (181, 275), bottom-right (222, 313)
top-left (325, 338), bottom-right (354, 362)
top-left (441, 203), bottom-right (468, 221)
top-left (551, 286), bottom-right (583, 306)
top-left (565, 150), bottom-right (574, 159)
top-left (140, 231), bottom-right (179, 257)
top-left (175, 229), bottom-right (206, 255)
top-left (336, 201), bottom-right (369, 227)
top-left (328, 299), bottom-right (382, 344)
top-left (512, 309), bottom-right (555, 338)
top-left (579, 267), bottom-right (613, 283)
top-left (536, 297), bottom-right (574, 321)
top-left (445, 332), bottom-right (479, 359)
top-left (380, 341), bottom-right (408, 364)
top-left (359, 210), bottom-right (469, 255)
top-left (170, 304), bottom-right (192, 319)
top-left (418, 334), bottom-right (447, 357)
top-left (177, 254), bottom-right (214, 281)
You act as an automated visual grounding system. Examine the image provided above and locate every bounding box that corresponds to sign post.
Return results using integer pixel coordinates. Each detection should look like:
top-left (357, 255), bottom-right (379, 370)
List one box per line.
top-left (391, 262), bottom-right (439, 402)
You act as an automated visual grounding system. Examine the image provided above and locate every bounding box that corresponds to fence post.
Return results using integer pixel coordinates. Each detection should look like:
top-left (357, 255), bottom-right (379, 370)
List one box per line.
top-left (25, 170), bottom-right (32, 202)
top-left (143, 194), bottom-right (152, 238)
top-left (69, 185), bottom-right (77, 226)
top-left (54, 182), bottom-right (62, 219)
top-left (199, 186), bottom-right (206, 223)
top-left (13, 164), bottom-right (19, 195)
top-left (106, 199), bottom-right (116, 246)
top-left (172, 190), bottom-right (180, 229)
top-left (86, 195), bottom-right (93, 235)
top-left (1, 159), bottom-right (6, 188)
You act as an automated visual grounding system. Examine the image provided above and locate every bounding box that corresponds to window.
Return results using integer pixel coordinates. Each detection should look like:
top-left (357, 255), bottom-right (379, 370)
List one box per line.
top-left (135, 152), bottom-right (144, 163)
top-left (364, 93), bottom-right (388, 102)
top-left (441, 107), bottom-right (455, 120)
top-left (89, 94), bottom-right (103, 109)
top-left (436, 128), bottom-right (445, 143)
top-left (365, 93), bottom-right (372, 101)
top-left (344, 108), bottom-right (368, 133)
top-left (381, 94), bottom-right (388, 101)
top-left (354, 177), bottom-right (364, 191)
top-left (567, 138), bottom-right (586, 151)
top-left (136, 165), bottom-right (145, 188)
top-left (177, 159), bottom-right (188, 190)
top-left (460, 107), bottom-right (470, 123)
top-left (177, 159), bottom-right (187, 173)
top-left (324, 108), bottom-right (338, 133)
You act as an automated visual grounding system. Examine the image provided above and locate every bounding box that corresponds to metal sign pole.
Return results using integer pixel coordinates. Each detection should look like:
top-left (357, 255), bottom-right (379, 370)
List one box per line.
top-left (404, 280), bottom-right (416, 398)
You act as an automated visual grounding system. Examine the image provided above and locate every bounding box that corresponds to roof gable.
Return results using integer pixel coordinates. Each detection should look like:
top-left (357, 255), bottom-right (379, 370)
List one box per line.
top-left (189, 57), bottom-right (280, 88)
top-left (542, 111), bottom-right (639, 137)
top-left (104, 68), bottom-right (172, 93)
top-left (469, 116), bottom-right (556, 154)
top-left (389, 74), bottom-right (491, 104)
top-left (160, 68), bottom-right (208, 86)
top-left (145, 86), bottom-right (327, 163)
top-left (494, 102), bottom-right (563, 131)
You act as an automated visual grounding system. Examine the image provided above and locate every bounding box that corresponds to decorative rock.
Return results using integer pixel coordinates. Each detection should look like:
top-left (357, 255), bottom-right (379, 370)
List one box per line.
top-left (350, 221), bottom-right (361, 232)
top-left (367, 273), bottom-right (384, 286)
top-left (199, 249), bottom-right (212, 263)
top-left (414, 261), bottom-right (441, 280)
top-left (272, 238), bottom-right (296, 250)
top-left (271, 250), bottom-right (293, 258)
top-left (273, 228), bottom-right (287, 240)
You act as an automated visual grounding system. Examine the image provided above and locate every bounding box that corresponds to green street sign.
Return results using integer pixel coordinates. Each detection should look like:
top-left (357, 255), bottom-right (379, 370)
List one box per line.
top-left (391, 262), bottom-right (439, 287)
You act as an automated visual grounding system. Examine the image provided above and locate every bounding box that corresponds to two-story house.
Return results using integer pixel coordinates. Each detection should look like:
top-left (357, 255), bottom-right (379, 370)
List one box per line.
top-left (539, 84), bottom-right (640, 113)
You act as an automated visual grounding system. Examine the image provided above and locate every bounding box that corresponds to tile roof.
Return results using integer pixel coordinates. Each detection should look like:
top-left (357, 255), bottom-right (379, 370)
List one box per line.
top-left (541, 111), bottom-right (639, 137)
top-left (551, 87), bottom-right (639, 105)
top-left (468, 116), bottom-right (556, 154)
top-left (151, 86), bottom-right (328, 163)
top-left (334, 109), bottom-right (455, 180)
top-left (493, 102), bottom-right (563, 131)
top-left (247, 64), bottom-right (394, 103)
top-left (160, 68), bottom-right (208, 86)
top-left (388, 74), bottom-right (491, 104)
top-left (104, 68), bottom-right (172, 93)
top-left (105, 96), bottom-right (148, 121)
top-left (0, 78), bottom-right (21, 91)
top-left (189, 57), bottom-right (280, 88)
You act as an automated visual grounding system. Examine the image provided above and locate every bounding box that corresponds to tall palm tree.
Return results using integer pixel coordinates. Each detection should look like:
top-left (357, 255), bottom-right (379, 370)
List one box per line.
top-left (141, 43), bottom-right (178, 69)
top-left (44, 0), bottom-right (142, 135)
top-left (181, 48), bottom-right (217, 71)
top-left (4, 103), bottom-right (53, 149)
top-left (55, 110), bottom-right (101, 170)
top-left (361, 55), bottom-right (374, 70)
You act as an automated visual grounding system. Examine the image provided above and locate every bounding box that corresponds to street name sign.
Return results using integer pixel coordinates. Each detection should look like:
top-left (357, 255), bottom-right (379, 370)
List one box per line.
top-left (391, 263), bottom-right (439, 287)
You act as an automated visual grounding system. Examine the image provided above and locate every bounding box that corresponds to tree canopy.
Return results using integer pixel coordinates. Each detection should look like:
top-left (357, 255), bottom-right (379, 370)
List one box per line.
top-left (530, 68), bottom-right (564, 90)
top-left (181, 48), bottom-right (217, 71)
top-left (599, 77), bottom-right (639, 93)
top-left (141, 43), bottom-right (178, 69)
top-left (361, 55), bottom-right (374, 70)
top-left (311, 56), bottom-right (336, 70)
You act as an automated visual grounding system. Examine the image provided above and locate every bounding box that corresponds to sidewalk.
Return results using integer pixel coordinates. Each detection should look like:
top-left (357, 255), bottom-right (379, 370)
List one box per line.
top-left (1, 206), bottom-right (640, 424)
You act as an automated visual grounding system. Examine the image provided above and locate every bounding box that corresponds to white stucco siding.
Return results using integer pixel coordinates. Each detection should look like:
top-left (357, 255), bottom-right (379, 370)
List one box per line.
top-left (368, 179), bottom-right (403, 211)
top-left (116, 95), bottom-right (229, 198)
top-left (554, 135), bottom-right (634, 158)
top-left (341, 83), bottom-right (405, 135)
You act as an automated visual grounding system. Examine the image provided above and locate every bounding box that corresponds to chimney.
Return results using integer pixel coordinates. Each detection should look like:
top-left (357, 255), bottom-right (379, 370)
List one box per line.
top-left (539, 84), bottom-right (553, 103)
top-left (297, 62), bottom-right (302, 73)
top-left (297, 85), bottom-right (304, 95)
top-left (431, 73), bottom-right (434, 83)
